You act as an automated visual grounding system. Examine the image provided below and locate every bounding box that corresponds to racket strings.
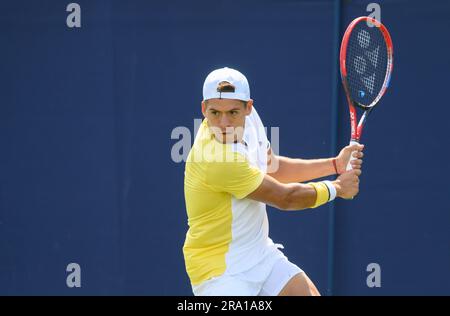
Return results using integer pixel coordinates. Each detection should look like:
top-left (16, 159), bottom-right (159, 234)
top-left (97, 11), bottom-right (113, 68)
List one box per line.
top-left (345, 22), bottom-right (389, 106)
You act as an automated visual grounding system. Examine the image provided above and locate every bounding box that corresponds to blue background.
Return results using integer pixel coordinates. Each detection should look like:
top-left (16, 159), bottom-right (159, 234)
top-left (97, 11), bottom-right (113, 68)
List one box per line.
top-left (1, 0), bottom-right (449, 295)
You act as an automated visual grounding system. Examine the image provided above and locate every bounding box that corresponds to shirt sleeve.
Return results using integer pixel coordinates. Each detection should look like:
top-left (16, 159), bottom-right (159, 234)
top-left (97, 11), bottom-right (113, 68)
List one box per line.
top-left (205, 151), bottom-right (264, 199)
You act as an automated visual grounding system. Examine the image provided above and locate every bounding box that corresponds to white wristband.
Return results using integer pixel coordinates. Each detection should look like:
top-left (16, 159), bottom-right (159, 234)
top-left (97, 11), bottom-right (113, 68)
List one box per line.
top-left (322, 180), bottom-right (337, 202)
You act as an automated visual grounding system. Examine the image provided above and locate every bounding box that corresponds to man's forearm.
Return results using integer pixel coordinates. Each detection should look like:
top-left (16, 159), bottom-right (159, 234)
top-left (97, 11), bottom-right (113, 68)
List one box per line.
top-left (267, 155), bottom-right (336, 183)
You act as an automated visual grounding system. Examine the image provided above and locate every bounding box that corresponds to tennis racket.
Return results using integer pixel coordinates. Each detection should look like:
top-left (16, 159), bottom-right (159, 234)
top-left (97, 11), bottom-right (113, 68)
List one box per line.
top-left (340, 16), bottom-right (394, 171)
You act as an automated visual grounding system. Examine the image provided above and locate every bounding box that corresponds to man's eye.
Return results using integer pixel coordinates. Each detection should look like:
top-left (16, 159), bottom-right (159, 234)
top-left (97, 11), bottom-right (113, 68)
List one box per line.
top-left (230, 111), bottom-right (238, 115)
top-left (211, 111), bottom-right (219, 116)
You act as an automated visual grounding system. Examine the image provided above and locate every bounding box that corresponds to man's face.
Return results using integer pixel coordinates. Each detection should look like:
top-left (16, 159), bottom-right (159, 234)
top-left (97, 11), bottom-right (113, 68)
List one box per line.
top-left (202, 98), bottom-right (253, 144)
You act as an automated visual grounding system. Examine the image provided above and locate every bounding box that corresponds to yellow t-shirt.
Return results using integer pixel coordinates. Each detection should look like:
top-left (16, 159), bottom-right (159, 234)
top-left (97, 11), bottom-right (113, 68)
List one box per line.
top-left (183, 116), bottom-right (266, 285)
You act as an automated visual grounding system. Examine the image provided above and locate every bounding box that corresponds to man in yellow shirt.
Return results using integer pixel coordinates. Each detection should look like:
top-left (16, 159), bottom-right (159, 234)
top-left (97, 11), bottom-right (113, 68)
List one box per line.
top-left (183, 67), bottom-right (363, 296)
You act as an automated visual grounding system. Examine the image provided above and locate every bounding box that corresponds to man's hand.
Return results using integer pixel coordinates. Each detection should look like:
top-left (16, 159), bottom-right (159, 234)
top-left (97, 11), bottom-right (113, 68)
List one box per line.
top-left (335, 143), bottom-right (365, 174)
top-left (333, 169), bottom-right (361, 199)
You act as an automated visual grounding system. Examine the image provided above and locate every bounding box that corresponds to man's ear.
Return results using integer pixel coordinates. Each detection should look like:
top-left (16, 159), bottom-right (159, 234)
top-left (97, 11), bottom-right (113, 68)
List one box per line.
top-left (201, 101), bottom-right (207, 117)
top-left (245, 99), bottom-right (254, 115)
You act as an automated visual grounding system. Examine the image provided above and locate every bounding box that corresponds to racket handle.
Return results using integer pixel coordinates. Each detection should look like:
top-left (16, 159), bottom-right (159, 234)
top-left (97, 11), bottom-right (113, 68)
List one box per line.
top-left (346, 140), bottom-right (360, 171)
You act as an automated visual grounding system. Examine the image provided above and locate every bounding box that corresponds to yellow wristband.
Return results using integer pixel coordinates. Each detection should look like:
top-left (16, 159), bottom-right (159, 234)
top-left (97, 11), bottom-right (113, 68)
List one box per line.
top-left (307, 182), bottom-right (330, 208)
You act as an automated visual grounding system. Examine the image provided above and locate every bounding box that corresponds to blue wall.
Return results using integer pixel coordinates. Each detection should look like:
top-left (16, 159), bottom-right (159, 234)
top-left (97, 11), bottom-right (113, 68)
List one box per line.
top-left (1, 0), bottom-right (449, 295)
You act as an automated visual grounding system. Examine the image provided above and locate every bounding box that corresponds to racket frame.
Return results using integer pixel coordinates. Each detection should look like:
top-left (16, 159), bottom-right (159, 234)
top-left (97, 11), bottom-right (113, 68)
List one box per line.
top-left (339, 16), bottom-right (394, 142)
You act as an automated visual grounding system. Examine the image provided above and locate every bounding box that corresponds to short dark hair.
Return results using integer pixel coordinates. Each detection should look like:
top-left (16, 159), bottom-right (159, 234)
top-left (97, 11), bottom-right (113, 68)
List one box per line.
top-left (217, 81), bottom-right (235, 93)
top-left (204, 81), bottom-right (248, 107)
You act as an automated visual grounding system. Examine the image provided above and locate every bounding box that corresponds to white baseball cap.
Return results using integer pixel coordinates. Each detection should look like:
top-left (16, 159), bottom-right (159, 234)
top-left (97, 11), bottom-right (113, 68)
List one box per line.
top-left (202, 67), bottom-right (250, 101)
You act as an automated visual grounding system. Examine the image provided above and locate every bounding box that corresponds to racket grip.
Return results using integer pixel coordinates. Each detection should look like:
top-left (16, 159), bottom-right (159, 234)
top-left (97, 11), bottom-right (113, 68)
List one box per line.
top-left (345, 140), bottom-right (360, 171)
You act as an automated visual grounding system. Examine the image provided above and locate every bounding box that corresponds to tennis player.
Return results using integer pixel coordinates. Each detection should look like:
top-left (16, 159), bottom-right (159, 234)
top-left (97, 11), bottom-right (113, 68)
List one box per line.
top-left (183, 67), bottom-right (364, 296)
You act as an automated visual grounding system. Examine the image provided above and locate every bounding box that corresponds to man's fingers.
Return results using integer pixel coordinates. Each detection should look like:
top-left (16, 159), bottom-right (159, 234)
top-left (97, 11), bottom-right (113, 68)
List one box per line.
top-left (352, 151), bottom-right (364, 158)
top-left (348, 143), bottom-right (365, 152)
top-left (353, 169), bottom-right (362, 176)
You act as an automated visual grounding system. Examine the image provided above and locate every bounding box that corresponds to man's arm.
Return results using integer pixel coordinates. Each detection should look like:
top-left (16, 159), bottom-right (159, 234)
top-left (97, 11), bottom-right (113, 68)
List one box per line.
top-left (246, 169), bottom-right (360, 211)
top-left (267, 143), bottom-right (364, 184)
top-left (267, 153), bottom-right (335, 184)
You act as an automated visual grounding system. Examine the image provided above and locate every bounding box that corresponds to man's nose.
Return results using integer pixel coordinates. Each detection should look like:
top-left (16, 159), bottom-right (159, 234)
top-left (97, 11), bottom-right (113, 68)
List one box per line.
top-left (219, 115), bottom-right (231, 130)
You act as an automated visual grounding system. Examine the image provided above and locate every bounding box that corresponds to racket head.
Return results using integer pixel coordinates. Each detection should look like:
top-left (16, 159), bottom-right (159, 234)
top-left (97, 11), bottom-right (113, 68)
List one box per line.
top-left (340, 16), bottom-right (394, 111)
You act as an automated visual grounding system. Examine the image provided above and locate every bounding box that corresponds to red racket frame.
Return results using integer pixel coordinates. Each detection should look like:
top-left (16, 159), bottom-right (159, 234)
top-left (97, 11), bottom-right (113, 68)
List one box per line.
top-left (340, 16), bottom-right (394, 142)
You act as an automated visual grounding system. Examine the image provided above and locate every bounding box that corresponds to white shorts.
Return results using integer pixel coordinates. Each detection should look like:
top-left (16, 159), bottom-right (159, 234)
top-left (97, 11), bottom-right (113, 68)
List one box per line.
top-left (192, 248), bottom-right (303, 296)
